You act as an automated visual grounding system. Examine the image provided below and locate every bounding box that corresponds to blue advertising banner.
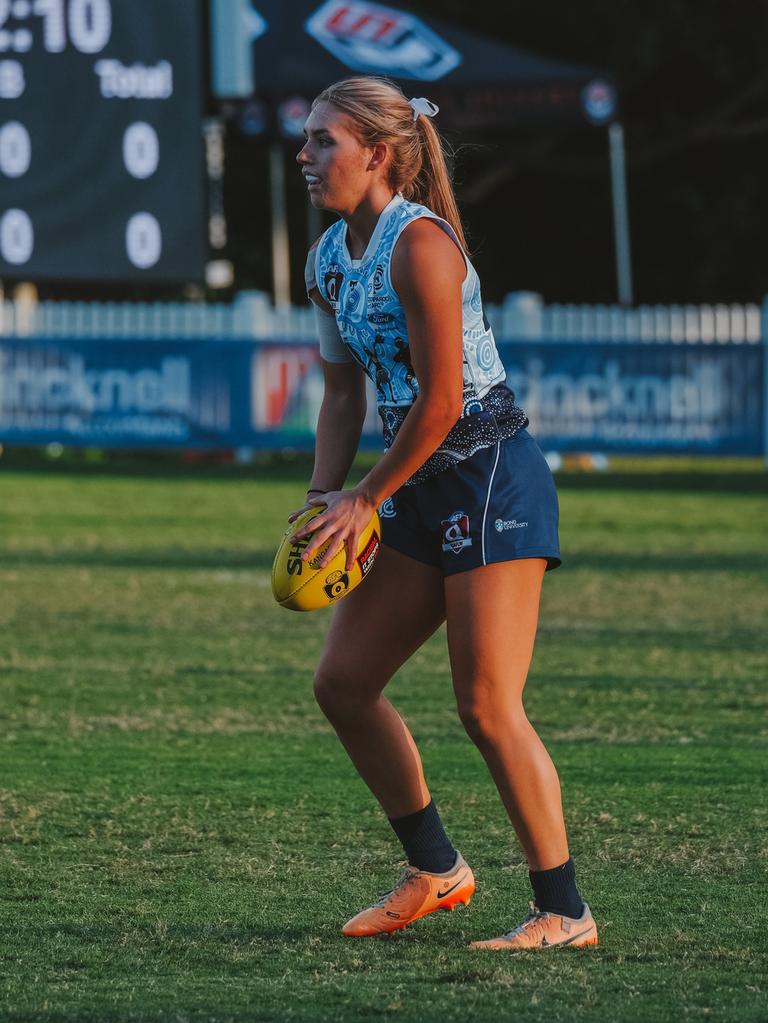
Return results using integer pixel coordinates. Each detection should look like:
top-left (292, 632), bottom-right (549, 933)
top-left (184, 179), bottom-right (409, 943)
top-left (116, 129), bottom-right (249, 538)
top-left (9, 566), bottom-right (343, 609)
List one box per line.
top-left (0, 339), bottom-right (253, 449)
top-left (500, 341), bottom-right (765, 454)
top-left (0, 337), bottom-right (764, 455)
top-left (250, 339), bottom-right (766, 456)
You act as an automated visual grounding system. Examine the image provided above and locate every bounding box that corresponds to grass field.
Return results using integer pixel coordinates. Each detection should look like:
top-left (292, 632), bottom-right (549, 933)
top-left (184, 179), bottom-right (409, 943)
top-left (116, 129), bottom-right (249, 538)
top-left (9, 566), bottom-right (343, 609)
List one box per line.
top-left (0, 458), bottom-right (766, 1023)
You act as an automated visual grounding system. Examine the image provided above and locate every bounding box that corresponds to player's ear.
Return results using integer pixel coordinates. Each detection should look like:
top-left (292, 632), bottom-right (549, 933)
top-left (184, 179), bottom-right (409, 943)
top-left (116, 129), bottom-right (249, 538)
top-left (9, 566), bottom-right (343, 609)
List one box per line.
top-left (367, 142), bottom-right (389, 172)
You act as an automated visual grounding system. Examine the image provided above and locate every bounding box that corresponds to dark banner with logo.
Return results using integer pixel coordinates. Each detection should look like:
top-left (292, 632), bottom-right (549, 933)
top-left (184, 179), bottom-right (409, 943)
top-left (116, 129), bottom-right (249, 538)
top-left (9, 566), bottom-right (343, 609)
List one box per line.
top-left (249, 339), bottom-right (765, 456)
top-left (0, 339), bottom-right (251, 448)
top-left (0, 337), bottom-right (763, 455)
top-left (502, 341), bottom-right (764, 454)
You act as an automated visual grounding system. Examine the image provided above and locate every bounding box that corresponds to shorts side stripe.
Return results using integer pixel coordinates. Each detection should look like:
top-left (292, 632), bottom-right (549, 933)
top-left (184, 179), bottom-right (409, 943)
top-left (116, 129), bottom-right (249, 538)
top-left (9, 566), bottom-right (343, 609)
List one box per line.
top-left (481, 442), bottom-right (501, 566)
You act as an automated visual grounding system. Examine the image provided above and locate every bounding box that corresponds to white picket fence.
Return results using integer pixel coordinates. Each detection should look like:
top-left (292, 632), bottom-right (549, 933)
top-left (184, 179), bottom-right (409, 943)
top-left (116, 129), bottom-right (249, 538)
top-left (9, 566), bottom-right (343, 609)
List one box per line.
top-left (0, 289), bottom-right (763, 344)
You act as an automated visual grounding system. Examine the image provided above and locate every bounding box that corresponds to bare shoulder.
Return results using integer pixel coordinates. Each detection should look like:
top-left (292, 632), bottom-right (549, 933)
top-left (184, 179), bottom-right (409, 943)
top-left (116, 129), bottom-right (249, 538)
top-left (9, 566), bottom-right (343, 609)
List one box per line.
top-left (392, 217), bottom-right (465, 297)
top-left (394, 217), bottom-right (463, 260)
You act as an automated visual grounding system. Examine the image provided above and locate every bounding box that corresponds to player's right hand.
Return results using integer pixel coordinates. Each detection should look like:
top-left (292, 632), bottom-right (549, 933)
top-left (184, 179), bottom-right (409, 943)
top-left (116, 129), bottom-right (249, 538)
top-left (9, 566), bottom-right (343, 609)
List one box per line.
top-left (287, 494), bottom-right (326, 524)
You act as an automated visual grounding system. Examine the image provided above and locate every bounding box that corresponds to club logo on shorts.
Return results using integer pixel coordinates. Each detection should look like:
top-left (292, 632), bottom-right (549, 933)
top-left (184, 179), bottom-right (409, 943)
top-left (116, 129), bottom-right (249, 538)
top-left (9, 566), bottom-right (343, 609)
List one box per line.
top-left (379, 497), bottom-right (397, 518)
top-left (441, 511), bottom-right (472, 554)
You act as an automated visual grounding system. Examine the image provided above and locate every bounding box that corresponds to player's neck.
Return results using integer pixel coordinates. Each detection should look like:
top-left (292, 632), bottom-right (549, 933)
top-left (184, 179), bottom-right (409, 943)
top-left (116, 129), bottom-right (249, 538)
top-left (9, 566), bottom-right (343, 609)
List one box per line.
top-left (344, 189), bottom-right (397, 260)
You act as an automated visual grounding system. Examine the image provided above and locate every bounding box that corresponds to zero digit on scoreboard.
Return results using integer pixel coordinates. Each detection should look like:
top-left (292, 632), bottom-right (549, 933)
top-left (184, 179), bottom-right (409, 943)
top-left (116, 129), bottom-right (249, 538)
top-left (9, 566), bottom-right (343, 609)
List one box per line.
top-left (0, 119), bottom-right (31, 176)
top-left (123, 121), bottom-right (159, 179)
top-left (0, 207), bottom-right (33, 263)
top-left (126, 212), bottom-right (162, 270)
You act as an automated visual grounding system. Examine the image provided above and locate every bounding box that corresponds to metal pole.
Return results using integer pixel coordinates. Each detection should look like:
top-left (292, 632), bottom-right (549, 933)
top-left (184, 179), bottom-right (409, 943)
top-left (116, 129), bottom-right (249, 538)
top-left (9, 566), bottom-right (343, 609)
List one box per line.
top-left (270, 141), bottom-right (291, 308)
top-left (608, 122), bottom-right (634, 306)
top-left (210, 0), bottom-right (263, 97)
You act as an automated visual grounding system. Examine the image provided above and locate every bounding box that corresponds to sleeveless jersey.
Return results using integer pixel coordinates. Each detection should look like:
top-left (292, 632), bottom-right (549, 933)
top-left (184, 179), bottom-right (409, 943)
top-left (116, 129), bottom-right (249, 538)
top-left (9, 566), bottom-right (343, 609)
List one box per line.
top-left (313, 194), bottom-right (527, 484)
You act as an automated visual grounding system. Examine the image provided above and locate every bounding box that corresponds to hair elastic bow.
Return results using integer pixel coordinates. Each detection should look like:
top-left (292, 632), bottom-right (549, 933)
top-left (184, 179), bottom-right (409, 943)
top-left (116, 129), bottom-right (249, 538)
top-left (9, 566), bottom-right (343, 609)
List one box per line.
top-left (408, 97), bottom-right (439, 121)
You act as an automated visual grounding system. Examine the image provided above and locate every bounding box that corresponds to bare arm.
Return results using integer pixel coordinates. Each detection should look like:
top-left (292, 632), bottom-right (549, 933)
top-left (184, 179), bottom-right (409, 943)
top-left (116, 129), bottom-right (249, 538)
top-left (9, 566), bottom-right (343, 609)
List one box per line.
top-left (309, 356), bottom-right (367, 494)
top-left (288, 284), bottom-right (367, 521)
top-left (355, 218), bottom-right (465, 505)
top-left (294, 219), bottom-right (465, 565)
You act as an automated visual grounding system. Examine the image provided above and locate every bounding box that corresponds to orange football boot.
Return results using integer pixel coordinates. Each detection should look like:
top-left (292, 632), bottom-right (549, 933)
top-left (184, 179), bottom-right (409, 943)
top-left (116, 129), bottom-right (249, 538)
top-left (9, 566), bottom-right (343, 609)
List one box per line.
top-left (469, 901), bottom-right (598, 951)
top-left (342, 853), bottom-right (475, 937)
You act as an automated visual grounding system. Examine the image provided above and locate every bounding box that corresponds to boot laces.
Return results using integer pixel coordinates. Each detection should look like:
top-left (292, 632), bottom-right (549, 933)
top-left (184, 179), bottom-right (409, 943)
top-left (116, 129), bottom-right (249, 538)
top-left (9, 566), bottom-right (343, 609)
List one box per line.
top-left (373, 866), bottom-right (420, 908)
top-left (502, 902), bottom-right (550, 941)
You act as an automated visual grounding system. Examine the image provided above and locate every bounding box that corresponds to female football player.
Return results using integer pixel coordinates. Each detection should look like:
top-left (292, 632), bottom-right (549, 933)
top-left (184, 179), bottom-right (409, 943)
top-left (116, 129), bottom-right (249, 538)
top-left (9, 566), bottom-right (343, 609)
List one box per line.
top-left (288, 76), bottom-right (597, 951)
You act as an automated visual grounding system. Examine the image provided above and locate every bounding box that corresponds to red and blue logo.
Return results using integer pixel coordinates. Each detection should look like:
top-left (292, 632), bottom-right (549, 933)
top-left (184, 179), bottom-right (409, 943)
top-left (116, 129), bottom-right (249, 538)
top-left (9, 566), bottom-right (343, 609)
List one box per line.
top-left (441, 511), bottom-right (472, 554)
top-left (305, 0), bottom-right (462, 81)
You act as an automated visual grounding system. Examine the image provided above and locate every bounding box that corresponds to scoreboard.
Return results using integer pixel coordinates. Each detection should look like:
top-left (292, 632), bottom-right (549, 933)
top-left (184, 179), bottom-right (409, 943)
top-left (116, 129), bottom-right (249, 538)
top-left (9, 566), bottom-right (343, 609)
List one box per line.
top-left (0, 0), bottom-right (206, 283)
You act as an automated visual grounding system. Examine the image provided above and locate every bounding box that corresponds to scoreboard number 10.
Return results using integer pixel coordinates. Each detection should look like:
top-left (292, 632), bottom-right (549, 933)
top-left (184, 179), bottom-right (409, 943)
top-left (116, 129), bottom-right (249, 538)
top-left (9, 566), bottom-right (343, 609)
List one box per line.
top-left (0, 0), bottom-right (112, 55)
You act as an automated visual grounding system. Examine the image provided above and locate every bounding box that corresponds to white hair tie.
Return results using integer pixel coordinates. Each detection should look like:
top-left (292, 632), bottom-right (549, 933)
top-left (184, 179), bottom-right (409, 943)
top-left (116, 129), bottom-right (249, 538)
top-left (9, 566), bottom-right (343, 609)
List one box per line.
top-left (408, 97), bottom-right (439, 122)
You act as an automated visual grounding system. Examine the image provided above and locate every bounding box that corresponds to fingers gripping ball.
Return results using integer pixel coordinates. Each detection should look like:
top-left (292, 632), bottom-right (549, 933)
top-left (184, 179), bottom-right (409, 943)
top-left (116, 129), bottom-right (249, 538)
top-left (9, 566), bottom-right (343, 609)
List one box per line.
top-left (271, 506), bottom-right (381, 612)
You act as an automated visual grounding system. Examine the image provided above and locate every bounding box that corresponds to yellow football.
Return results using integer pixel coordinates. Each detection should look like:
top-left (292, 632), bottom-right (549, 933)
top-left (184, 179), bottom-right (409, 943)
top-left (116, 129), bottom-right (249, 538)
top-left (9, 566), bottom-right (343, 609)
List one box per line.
top-left (271, 505), bottom-right (382, 612)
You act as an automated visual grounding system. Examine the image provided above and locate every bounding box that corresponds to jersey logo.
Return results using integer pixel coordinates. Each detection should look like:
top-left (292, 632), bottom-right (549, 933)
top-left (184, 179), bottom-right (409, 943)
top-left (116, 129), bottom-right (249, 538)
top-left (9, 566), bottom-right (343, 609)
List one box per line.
top-left (441, 511), bottom-right (472, 554)
top-left (343, 277), bottom-right (366, 323)
top-left (305, 0), bottom-right (462, 81)
top-left (369, 263), bottom-right (385, 294)
top-left (324, 269), bottom-right (344, 304)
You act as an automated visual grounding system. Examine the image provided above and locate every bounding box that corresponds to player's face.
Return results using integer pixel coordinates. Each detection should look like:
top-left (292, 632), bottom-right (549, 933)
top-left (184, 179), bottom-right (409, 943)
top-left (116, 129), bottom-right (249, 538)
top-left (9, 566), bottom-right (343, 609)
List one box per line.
top-left (297, 102), bottom-right (377, 213)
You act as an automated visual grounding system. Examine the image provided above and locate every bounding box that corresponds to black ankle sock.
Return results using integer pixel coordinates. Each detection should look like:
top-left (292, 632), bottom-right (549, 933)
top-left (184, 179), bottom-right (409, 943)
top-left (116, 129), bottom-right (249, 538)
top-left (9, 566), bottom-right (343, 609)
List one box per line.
top-left (529, 857), bottom-right (584, 919)
top-left (388, 799), bottom-right (458, 873)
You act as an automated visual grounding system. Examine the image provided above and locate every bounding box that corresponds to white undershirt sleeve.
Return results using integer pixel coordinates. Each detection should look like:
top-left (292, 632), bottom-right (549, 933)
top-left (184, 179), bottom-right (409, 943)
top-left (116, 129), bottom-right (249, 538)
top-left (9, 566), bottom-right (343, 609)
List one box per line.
top-left (305, 244), bottom-right (352, 364)
top-left (304, 246), bottom-right (318, 295)
top-left (313, 303), bottom-right (353, 364)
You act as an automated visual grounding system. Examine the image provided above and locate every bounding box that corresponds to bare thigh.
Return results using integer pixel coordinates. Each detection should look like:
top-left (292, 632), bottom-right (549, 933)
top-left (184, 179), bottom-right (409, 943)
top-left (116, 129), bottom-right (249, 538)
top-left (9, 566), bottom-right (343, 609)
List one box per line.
top-left (317, 545), bottom-right (446, 699)
top-left (444, 558), bottom-right (547, 715)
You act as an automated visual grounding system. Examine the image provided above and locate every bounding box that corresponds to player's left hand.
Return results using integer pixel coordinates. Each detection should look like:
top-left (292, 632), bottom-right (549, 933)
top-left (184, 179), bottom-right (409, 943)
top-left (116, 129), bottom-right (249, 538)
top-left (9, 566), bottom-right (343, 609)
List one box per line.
top-left (289, 489), bottom-right (377, 571)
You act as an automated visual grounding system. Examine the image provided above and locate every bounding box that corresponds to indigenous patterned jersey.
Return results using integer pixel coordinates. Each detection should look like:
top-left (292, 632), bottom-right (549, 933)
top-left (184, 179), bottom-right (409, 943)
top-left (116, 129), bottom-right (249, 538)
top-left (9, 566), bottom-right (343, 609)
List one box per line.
top-left (312, 194), bottom-right (527, 483)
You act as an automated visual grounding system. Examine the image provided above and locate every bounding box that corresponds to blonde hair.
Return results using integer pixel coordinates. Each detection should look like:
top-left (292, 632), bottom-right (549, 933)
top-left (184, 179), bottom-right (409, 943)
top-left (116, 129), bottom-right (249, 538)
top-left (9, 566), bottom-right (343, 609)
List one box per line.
top-left (313, 76), bottom-right (467, 251)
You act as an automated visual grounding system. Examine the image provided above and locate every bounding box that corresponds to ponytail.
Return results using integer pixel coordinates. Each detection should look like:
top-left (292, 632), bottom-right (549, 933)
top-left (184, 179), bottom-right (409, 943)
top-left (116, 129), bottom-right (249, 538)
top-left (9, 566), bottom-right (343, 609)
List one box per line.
top-left (312, 76), bottom-right (468, 252)
top-left (406, 113), bottom-right (467, 252)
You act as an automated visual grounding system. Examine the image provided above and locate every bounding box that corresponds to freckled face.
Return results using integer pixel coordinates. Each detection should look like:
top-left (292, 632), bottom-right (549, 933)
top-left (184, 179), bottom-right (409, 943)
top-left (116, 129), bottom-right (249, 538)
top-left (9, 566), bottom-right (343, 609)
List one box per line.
top-left (296, 102), bottom-right (375, 213)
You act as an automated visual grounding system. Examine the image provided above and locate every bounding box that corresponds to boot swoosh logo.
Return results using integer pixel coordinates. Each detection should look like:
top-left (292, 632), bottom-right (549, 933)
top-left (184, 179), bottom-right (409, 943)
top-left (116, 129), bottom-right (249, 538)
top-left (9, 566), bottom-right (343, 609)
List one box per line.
top-left (561, 926), bottom-right (595, 946)
top-left (436, 873), bottom-right (469, 899)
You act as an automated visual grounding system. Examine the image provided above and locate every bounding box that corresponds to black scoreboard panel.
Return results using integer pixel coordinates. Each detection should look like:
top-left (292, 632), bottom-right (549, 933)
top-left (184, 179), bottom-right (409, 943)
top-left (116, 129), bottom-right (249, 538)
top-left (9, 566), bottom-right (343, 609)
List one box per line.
top-left (0, 0), bottom-right (206, 283)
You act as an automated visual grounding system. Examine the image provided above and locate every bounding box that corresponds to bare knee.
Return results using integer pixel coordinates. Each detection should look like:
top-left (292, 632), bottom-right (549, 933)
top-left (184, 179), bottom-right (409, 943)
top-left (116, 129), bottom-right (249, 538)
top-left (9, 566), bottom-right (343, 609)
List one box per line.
top-left (313, 661), bottom-right (383, 721)
top-left (456, 687), bottom-right (528, 747)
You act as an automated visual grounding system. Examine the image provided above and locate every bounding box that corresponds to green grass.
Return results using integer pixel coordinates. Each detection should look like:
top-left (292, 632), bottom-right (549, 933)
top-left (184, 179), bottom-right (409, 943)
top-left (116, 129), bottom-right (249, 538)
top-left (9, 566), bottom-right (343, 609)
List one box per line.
top-left (0, 460), bottom-right (766, 1022)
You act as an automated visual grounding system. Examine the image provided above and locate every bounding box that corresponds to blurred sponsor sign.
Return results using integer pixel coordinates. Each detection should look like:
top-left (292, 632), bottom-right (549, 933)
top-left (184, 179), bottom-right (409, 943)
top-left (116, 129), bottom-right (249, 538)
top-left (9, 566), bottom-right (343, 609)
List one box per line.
top-left (581, 79), bottom-right (617, 125)
top-left (502, 342), bottom-right (763, 453)
top-left (277, 96), bottom-right (312, 139)
top-left (0, 338), bottom-right (763, 455)
top-left (305, 0), bottom-right (462, 80)
top-left (0, 339), bottom-right (250, 448)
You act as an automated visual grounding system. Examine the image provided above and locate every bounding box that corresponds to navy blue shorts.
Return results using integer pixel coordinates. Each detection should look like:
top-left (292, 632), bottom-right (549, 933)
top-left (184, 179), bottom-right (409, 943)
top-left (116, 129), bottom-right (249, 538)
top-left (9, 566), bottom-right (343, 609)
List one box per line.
top-left (379, 430), bottom-right (561, 576)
